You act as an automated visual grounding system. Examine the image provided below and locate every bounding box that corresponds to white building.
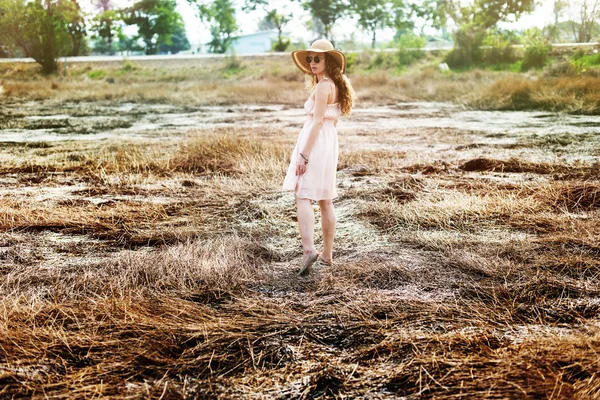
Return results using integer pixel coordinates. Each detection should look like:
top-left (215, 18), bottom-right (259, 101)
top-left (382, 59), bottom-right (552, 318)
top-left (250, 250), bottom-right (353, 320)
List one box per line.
top-left (200, 30), bottom-right (285, 54)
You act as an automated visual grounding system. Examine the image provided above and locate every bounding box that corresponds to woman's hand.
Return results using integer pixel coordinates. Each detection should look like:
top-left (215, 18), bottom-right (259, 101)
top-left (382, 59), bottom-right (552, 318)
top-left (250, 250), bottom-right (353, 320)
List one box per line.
top-left (295, 156), bottom-right (307, 176)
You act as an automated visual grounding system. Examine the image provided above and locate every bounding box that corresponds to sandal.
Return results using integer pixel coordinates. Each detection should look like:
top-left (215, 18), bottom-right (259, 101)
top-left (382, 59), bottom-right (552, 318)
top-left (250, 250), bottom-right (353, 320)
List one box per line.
top-left (298, 253), bottom-right (319, 276)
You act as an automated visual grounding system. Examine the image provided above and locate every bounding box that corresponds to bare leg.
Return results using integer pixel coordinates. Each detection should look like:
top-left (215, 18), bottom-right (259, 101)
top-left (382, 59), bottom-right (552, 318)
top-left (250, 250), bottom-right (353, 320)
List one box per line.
top-left (318, 199), bottom-right (336, 263)
top-left (296, 196), bottom-right (318, 261)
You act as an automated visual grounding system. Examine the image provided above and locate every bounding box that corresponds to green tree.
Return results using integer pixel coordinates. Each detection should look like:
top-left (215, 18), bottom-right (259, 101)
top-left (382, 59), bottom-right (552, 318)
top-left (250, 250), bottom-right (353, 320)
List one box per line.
top-left (349, 0), bottom-right (394, 48)
top-left (295, 0), bottom-right (347, 40)
top-left (244, 0), bottom-right (292, 51)
top-left (0, 43), bottom-right (10, 57)
top-left (267, 10), bottom-right (292, 51)
top-left (0, 0), bottom-right (80, 73)
top-left (547, 0), bottom-right (568, 42)
top-left (521, 27), bottom-right (552, 70)
top-left (158, 25), bottom-right (191, 53)
top-left (441, 0), bottom-right (536, 67)
top-left (122, 0), bottom-right (185, 55)
top-left (116, 31), bottom-right (144, 55)
top-left (568, 0), bottom-right (600, 42)
top-left (66, 0), bottom-right (86, 55)
top-left (91, 9), bottom-right (120, 54)
top-left (190, 0), bottom-right (238, 54)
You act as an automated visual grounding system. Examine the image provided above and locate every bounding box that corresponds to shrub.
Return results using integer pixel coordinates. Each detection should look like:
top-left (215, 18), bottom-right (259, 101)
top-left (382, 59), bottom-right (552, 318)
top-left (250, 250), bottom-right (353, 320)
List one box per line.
top-left (481, 30), bottom-right (519, 65)
top-left (272, 38), bottom-right (290, 52)
top-left (573, 48), bottom-right (586, 60)
top-left (445, 28), bottom-right (487, 68)
top-left (368, 51), bottom-right (396, 69)
top-left (223, 53), bottom-right (244, 76)
top-left (544, 60), bottom-right (578, 77)
top-left (347, 50), bottom-right (372, 71)
top-left (521, 28), bottom-right (551, 71)
top-left (120, 59), bottom-right (139, 72)
top-left (396, 32), bottom-right (426, 67)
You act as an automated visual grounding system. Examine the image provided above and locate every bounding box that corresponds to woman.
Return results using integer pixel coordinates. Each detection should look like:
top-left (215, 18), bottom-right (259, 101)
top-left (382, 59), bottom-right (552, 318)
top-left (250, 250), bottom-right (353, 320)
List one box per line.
top-left (283, 38), bottom-right (355, 276)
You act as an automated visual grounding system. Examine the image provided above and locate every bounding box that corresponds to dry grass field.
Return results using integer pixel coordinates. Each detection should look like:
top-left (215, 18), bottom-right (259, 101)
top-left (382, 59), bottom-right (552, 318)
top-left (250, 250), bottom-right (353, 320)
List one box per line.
top-left (0, 56), bottom-right (600, 398)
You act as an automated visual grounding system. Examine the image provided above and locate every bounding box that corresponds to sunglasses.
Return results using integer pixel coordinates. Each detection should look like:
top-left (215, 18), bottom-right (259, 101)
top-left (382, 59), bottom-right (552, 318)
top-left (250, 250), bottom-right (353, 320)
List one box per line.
top-left (305, 56), bottom-right (323, 64)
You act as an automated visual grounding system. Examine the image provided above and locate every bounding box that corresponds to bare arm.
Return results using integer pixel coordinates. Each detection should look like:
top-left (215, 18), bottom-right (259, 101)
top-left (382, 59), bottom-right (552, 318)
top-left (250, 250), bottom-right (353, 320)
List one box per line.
top-left (302, 82), bottom-right (329, 156)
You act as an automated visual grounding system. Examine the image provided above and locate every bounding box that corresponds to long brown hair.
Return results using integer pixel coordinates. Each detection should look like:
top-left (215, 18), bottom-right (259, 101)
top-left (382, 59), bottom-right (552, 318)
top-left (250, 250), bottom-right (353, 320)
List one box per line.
top-left (305, 53), bottom-right (355, 116)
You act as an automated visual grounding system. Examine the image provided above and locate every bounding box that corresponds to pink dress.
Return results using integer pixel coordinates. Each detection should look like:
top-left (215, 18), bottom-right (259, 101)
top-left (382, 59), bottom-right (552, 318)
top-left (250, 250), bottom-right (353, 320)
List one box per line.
top-left (282, 95), bottom-right (341, 200)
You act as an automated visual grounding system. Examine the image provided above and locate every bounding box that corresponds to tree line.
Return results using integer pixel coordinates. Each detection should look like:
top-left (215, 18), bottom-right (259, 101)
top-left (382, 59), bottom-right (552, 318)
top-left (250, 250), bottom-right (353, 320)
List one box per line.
top-left (0, 0), bottom-right (192, 72)
top-left (1, 0), bottom-right (599, 74)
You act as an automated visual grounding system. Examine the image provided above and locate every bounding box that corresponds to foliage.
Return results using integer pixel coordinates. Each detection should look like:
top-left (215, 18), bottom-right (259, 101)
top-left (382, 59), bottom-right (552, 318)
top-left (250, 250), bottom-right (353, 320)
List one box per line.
top-left (0, 43), bottom-right (12, 58)
top-left (396, 31), bottom-right (426, 67)
top-left (66, 0), bottom-right (86, 56)
top-left (294, 0), bottom-right (346, 39)
top-left (116, 31), bottom-right (144, 54)
top-left (91, 9), bottom-right (120, 55)
top-left (222, 53), bottom-right (244, 77)
top-left (157, 25), bottom-right (190, 54)
top-left (521, 28), bottom-right (552, 71)
top-left (190, 0), bottom-right (238, 54)
top-left (445, 28), bottom-right (487, 67)
top-left (349, 0), bottom-right (395, 49)
top-left (546, 0), bottom-right (568, 42)
top-left (481, 29), bottom-right (519, 65)
top-left (572, 51), bottom-right (600, 65)
top-left (0, 0), bottom-right (81, 73)
top-left (120, 59), bottom-right (139, 72)
top-left (272, 38), bottom-right (291, 52)
top-left (368, 50), bottom-right (396, 69)
top-left (243, 1), bottom-right (291, 52)
top-left (411, 0), bottom-right (447, 30)
top-left (567, 0), bottom-right (600, 43)
top-left (570, 57), bottom-right (589, 73)
top-left (266, 9), bottom-right (292, 52)
top-left (122, 0), bottom-right (185, 55)
top-left (442, 0), bottom-right (536, 68)
top-left (87, 69), bottom-right (106, 79)
top-left (91, 36), bottom-right (112, 53)
top-left (445, 0), bottom-right (537, 30)
top-left (345, 51), bottom-right (357, 72)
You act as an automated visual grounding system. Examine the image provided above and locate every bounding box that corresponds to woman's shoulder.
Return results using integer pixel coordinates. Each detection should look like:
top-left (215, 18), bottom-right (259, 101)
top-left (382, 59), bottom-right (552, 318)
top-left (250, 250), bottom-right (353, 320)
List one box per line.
top-left (318, 76), bottom-right (335, 86)
top-left (315, 78), bottom-right (335, 94)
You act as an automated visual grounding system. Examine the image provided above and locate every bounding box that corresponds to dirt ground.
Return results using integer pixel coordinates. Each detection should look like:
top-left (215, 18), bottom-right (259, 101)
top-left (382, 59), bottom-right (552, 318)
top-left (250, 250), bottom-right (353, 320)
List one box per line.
top-left (1, 85), bottom-right (600, 398)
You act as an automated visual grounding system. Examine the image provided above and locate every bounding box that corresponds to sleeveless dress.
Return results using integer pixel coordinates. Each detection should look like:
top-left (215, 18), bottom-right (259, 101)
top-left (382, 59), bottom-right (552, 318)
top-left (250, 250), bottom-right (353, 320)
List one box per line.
top-left (282, 84), bottom-right (341, 201)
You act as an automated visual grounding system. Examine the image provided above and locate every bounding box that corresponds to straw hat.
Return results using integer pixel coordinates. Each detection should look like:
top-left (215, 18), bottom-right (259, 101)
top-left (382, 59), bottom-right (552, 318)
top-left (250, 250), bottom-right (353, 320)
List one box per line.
top-left (291, 39), bottom-right (347, 74)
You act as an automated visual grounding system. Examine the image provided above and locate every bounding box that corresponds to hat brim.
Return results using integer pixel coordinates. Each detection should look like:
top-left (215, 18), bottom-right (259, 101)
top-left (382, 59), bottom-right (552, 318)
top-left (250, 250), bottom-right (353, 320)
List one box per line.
top-left (291, 49), bottom-right (346, 75)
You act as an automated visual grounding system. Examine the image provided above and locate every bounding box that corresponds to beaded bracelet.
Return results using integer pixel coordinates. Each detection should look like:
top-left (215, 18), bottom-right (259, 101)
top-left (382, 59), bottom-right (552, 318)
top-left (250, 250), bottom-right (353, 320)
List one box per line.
top-left (299, 152), bottom-right (309, 163)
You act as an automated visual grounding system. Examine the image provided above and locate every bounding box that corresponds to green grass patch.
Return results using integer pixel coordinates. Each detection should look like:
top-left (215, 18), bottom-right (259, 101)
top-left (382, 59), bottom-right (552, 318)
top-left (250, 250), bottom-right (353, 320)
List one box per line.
top-left (487, 61), bottom-right (523, 72)
top-left (87, 69), bottom-right (107, 80)
top-left (572, 53), bottom-right (600, 66)
top-left (222, 55), bottom-right (246, 78)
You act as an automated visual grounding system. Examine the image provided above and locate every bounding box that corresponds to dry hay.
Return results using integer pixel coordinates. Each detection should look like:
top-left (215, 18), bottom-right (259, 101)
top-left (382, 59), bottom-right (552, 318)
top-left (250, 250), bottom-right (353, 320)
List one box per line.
top-left (459, 157), bottom-right (557, 174)
top-left (1, 71), bottom-right (600, 397)
top-left (547, 182), bottom-right (600, 211)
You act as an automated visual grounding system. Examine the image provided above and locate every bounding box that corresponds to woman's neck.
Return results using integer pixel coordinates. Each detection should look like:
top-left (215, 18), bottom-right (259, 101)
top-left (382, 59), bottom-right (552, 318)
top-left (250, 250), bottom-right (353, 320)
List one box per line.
top-left (317, 73), bottom-right (330, 81)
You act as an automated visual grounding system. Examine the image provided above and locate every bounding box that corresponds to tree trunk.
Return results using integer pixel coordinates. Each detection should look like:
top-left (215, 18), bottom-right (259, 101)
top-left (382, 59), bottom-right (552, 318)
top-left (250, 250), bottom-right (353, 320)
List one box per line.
top-left (372, 30), bottom-right (376, 49)
top-left (41, 1), bottom-right (58, 74)
top-left (39, 57), bottom-right (58, 74)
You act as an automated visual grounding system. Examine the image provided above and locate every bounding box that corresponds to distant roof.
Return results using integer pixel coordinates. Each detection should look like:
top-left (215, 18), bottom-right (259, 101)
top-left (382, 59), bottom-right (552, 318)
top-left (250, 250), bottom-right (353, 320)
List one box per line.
top-left (233, 30), bottom-right (279, 39)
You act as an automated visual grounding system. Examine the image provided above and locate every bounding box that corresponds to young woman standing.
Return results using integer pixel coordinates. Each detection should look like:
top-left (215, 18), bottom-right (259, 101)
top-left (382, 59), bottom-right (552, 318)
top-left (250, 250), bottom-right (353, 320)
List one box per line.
top-left (283, 39), bottom-right (355, 275)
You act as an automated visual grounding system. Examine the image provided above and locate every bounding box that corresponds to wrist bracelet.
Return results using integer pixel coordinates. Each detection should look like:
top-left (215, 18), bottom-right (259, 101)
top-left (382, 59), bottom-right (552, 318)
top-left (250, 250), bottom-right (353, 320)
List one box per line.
top-left (299, 152), bottom-right (309, 163)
